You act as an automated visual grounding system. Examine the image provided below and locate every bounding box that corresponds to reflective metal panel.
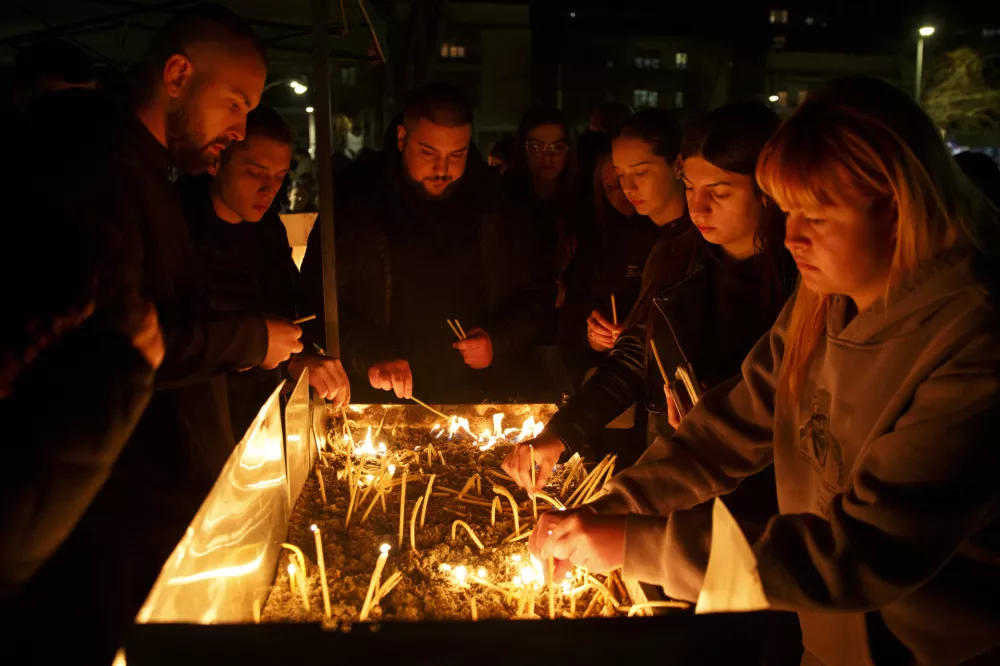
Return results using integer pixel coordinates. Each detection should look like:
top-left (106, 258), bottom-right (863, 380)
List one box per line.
top-left (284, 369), bottom-right (312, 512)
top-left (137, 383), bottom-right (288, 624)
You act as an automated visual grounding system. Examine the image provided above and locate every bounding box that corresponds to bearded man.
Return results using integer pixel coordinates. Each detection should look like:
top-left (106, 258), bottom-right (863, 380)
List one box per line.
top-left (300, 83), bottom-right (554, 403)
top-left (3, 7), bottom-right (302, 664)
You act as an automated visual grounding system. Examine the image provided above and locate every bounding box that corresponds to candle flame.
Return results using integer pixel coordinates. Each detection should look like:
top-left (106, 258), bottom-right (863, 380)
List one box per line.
top-left (511, 554), bottom-right (522, 562)
top-left (454, 565), bottom-right (468, 583)
top-left (310, 524), bottom-right (318, 532)
top-left (477, 567), bottom-right (488, 579)
top-left (288, 563), bottom-right (297, 576)
top-left (379, 543), bottom-right (391, 554)
top-left (439, 563), bottom-right (452, 572)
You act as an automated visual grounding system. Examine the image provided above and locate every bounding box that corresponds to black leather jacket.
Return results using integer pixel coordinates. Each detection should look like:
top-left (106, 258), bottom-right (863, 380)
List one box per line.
top-left (547, 227), bottom-right (796, 456)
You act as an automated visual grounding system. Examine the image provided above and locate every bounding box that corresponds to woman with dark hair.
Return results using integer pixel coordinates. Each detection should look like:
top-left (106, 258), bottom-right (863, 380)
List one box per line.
top-left (525, 76), bottom-right (1000, 666)
top-left (505, 107), bottom-right (578, 301)
top-left (506, 102), bottom-right (794, 471)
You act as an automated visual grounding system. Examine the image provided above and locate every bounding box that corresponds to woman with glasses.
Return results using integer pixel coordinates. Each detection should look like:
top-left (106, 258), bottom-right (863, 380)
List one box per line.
top-left (505, 107), bottom-right (578, 306)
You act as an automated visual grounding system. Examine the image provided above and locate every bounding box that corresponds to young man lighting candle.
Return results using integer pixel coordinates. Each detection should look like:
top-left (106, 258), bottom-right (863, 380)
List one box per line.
top-left (180, 105), bottom-right (350, 436)
top-left (526, 77), bottom-right (1000, 665)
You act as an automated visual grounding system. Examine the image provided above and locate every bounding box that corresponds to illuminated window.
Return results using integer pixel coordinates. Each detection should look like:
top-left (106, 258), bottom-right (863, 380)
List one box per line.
top-left (805, 16), bottom-right (815, 26)
top-left (769, 9), bottom-right (788, 24)
top-left (674, 91), bottom-right (684, 108)
top-left (340, 66), bottom-right (357, 87)
top-left (632, 89), bottom-right (659, 108)
top-left (797, 89), bottom-right (808, 105)
top-left (777, 90), bottom-right (788, 107)
top-left (773, 35), bottom-right (786, 50)
top-left (441, 43), bottom-right (466, 59)
top-left (675, 52), bottom-right (688, 69)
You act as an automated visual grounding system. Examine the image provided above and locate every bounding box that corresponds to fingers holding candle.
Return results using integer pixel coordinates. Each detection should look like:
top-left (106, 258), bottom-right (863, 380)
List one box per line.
top-left (529, 508), bottom-right (626, 578)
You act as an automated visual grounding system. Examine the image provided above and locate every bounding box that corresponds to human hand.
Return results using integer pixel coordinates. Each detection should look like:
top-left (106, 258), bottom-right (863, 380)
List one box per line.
top-left (664, 385), bottom-right (681, 429)
top-left (289, 353), bottom-right (351, 407)
top-left (130, 301), bottom-right (165, 370)
top-left (501, 433), bottom-right (566, 493)
top-left (529, 507), bottom-right (626, 580)
top-left (453, 327), bottom-right (493, 370)
top-left (587, 309), bottom-right (622, 352)
top-left (262, 319), bottom-right (304, 369)
top-left (368, 359), bottom-right (413, 399)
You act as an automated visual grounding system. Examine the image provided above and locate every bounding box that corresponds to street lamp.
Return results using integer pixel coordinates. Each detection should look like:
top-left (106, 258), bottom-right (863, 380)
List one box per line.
top-left (262, 78), bottom-right (310, 94)
top-left (768, 95), bottom-right (780, 103)
top-left (916, 26), bottom-right (935, 103)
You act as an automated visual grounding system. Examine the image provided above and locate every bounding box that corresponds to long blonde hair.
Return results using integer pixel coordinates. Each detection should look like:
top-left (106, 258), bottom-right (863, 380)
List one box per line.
top-left (755, 76), bottom-right (989, 398)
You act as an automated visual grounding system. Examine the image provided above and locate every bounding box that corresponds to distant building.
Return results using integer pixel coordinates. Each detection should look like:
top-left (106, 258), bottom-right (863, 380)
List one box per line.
top-left (764, 51), bottom-right (910, 118)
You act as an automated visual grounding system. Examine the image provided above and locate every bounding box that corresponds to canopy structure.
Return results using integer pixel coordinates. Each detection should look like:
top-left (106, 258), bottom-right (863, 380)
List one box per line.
top-left (0, 0), bottom-right (391, 357)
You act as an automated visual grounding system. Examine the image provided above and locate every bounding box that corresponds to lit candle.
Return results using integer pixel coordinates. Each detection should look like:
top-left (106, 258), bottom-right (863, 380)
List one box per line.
top-left (288, 563), bottom-right (298, 595)
top-left (311, 524), bottom-right (332, 618)
top-left (253, 598), bottom-right (261, 624)
top-left (281, 543), bottom-right (310, 612)
top-left (491, 496), bottom-right (502, 525)
top-left (359, 544), bottom-right (391, 621)
top-left (471, 593), bottom-right (478, 622)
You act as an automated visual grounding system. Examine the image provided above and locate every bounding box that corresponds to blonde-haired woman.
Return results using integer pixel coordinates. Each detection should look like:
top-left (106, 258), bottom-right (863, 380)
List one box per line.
top-left (524, 76), bottom-right (1000, 666)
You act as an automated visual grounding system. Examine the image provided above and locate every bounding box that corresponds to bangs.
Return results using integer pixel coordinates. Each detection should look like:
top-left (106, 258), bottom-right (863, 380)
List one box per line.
top-left (756, 113), bottom-right (886, 213)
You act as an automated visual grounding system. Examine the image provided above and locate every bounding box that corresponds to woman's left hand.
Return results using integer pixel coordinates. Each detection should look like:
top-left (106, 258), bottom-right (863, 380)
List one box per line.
top-left (528, 507), bottom-right (627, 581)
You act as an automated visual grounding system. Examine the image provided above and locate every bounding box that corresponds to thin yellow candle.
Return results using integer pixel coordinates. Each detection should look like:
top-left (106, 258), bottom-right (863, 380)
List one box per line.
top-left (471, 593), bottom-right (478, 621)
top-left (530, 446), bottom-right (538, 519)
top-left (410, 496), bottom-right (424, 553)
top-left (450, 519), bottom-right (485, 550)
top-left (253, 598), bottom-right (261, 624)
top-left (455, 319), bottom-right (467, 340)
top-left (315, 469), bottom-right (327, 504)
top-left (611, 293), bottom-right (618, 326)
top-left (491, 496), bottom-right (502, 525)
top-left (288, 563), bottom-right (298, 595)
top-left (398, 468), bottom-right (408, 548)
top-left (281, 543), bottom-right (310, 611)
top-left (493, 485), bottom-right (520, 536)
top-left (311, 524), bottom-right (332, 618)
top-left (420, 474), bottom-right (436, 527)
top-left (359, 543), bottom-right (391, 621)
top-left (548, 556), bottom-right (556, 620)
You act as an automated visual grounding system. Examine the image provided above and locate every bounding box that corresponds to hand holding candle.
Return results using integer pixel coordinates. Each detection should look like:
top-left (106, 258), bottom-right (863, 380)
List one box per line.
top-left (453, 328), bottom-right (493, 370)
top-left (528, 508), bottom-right (626, 581)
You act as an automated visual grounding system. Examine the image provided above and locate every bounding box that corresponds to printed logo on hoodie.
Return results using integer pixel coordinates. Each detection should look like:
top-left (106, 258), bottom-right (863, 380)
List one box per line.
top-left (798, 388), bottom-right (845, 516)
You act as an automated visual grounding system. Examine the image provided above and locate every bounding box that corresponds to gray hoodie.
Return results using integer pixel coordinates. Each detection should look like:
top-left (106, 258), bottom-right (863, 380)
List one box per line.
top-left (590, 250), bottom-right (1000, 666)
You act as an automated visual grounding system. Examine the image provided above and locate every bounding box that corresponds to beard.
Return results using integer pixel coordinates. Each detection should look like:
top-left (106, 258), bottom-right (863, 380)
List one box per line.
top-left (166, 102), bottom-right (231, 175)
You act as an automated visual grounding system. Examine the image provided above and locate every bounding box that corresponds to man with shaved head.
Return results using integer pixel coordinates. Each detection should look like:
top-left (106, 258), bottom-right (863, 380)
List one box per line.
top-left (6, 6), bottom-right (302, 664)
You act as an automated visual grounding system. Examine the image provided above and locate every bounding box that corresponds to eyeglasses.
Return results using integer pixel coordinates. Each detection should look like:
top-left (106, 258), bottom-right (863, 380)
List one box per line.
top-left (525, 140), bottom-right (569, 156)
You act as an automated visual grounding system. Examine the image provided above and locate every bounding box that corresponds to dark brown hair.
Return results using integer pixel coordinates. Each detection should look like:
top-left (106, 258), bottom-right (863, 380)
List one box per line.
top-left (681, 102), bottom-right (790, 310)
top-left (402, 82), bottom-right (473, 131)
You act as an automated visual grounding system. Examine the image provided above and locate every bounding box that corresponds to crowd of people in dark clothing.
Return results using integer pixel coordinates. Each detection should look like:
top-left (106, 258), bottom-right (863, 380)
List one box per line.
top-left (3, 4), bottom-right (1000, 666)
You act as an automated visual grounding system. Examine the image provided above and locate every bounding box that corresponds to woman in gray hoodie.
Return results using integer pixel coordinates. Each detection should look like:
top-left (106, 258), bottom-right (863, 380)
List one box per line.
top-left (518, 76), bottom-right (1000, 666)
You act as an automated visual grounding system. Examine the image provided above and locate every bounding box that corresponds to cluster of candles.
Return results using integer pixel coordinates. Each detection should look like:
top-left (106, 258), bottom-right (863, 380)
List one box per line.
top-left (279, 407), bottom-right (689, 623)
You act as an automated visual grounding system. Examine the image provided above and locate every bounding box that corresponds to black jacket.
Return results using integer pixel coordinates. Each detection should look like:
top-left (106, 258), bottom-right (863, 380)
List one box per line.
top-left (179, 175), bottom-right (301, 435)
top-left (0, 325), bottom-right (154, 597)
top-left (300, 141), bottom-right (555, 402)
top-left (8, 92), bottom-right (269, 666)
top-left (547, 225), bottom-right (796, 464)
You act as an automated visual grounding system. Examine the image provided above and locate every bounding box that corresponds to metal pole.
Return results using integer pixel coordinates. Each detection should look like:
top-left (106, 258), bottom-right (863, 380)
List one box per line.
top-left (312, 0), bottom-right (341, 358)
top-left (915, 37), bottom-right (925, 103)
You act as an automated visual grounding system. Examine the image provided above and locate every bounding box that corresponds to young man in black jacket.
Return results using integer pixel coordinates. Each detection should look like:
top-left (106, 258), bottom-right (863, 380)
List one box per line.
top-left (301, 83), bottom-right (554, 404)
top-left (180, 106), bottom-right (350, 436)
top-left (6, 8), bottom-right (304, 665)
